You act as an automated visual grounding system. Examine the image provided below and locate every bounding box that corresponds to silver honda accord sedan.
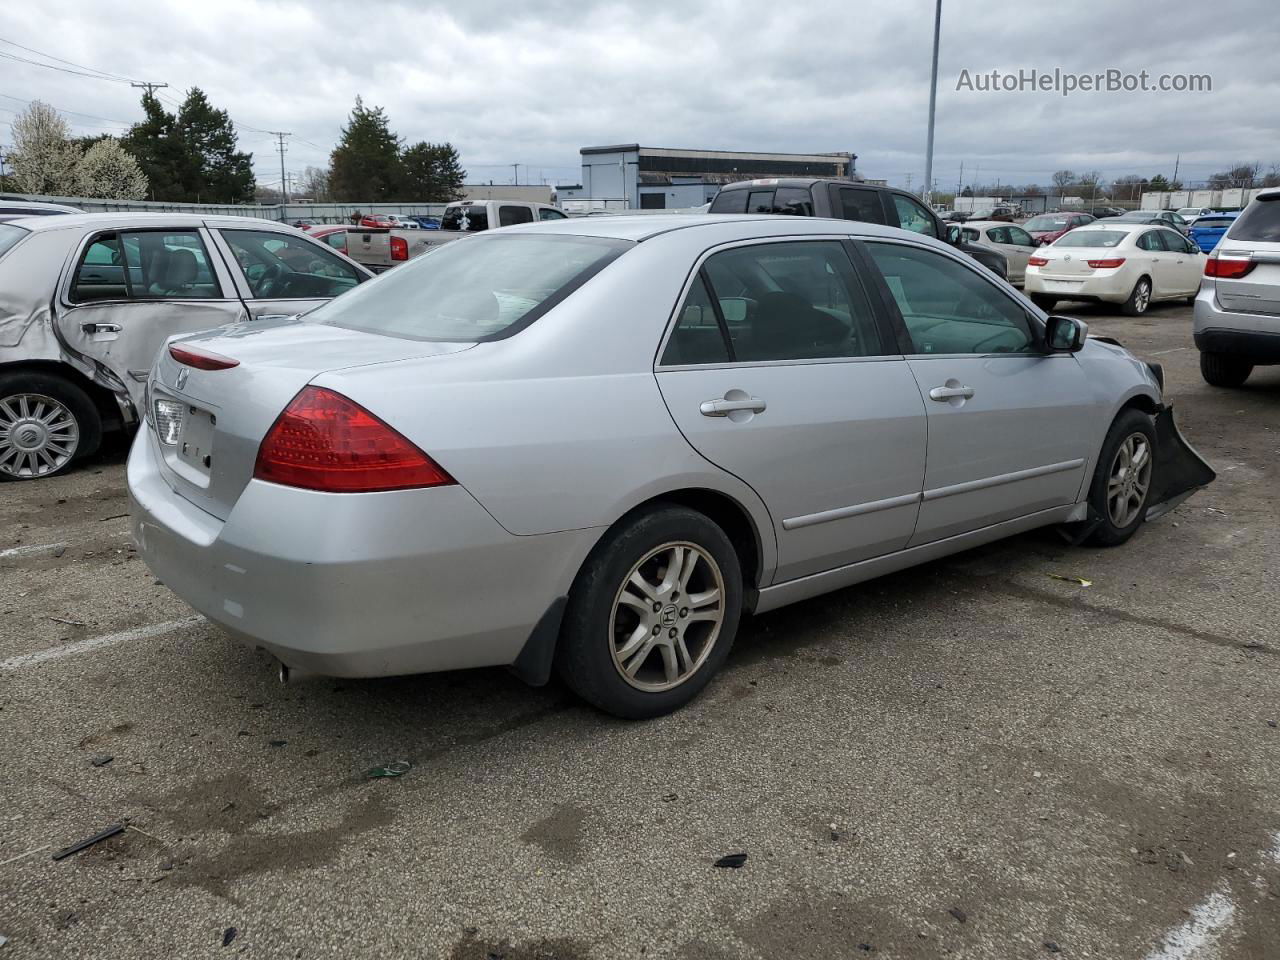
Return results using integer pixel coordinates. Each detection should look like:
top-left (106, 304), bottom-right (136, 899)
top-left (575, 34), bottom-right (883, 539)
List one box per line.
top-left (129, 215), bottom-right (1214, 718)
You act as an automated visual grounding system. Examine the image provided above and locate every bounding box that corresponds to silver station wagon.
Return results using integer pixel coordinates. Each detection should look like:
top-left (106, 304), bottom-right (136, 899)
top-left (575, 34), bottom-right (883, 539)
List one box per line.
top-left (129, 215), bottom-right (1213, 718)
top-left (0, 213), bottom-right (371, 479)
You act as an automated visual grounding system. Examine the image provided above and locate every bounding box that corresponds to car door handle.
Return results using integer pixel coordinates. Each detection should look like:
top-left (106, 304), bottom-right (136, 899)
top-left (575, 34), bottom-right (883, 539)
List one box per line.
top-left (929, 384), bottom-right (974, 401)
top-left (81, 322), bottom-right (122, 334)
top-left (700, 396), bottom-right (766, 417)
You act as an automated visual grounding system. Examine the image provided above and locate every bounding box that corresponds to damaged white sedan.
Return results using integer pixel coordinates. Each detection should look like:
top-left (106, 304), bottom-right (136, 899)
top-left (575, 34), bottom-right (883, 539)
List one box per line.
top-left (0, 213), bottom-right (372, 480)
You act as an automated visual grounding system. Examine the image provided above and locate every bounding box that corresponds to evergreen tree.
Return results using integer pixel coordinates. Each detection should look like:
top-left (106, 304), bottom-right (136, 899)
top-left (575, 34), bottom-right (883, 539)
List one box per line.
top-left (329, 97), bottom-right (403, 201)
top-left (177, 88), bottom-right (255, 202)
top-left (402, 141), bottom-right (467, 201)
top-left (121, 94), bottom-right (187, 200)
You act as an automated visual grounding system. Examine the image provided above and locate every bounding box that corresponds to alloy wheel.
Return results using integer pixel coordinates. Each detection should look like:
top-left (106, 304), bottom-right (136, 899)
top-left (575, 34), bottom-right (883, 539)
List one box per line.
top-left (1106, 432), bottom-right (1152, 527)
top-left (609, 541), bottom-right (725, 692)
top-left (1133, 280), bottom-right (1151, 314)
top-left (0, 393), bottom-right (80, 479)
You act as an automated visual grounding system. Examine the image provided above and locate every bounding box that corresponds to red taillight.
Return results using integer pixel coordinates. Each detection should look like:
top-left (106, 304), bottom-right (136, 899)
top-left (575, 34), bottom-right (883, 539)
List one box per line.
top-left (1028, 255), bottom-right (1049, 267)
top-left (253, 386), bottom-right (455, 493)
top-left (1086, 257), bottom-right (1126, 269)
top-left (390, 235), bottom-right (408, 261)
top-left (169, 344), bottom-right (239, 370)
top-left (1205, 254), bottom-right (1255, 279)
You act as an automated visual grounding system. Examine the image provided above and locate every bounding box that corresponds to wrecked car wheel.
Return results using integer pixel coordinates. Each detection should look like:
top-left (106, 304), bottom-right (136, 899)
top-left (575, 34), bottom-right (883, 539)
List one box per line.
top-left (1086, 408), bottom-right (1156, 546)
top-left (556, 506), bottom-right (742, 720)
top-left (0, 373), bottom-right (101, 481)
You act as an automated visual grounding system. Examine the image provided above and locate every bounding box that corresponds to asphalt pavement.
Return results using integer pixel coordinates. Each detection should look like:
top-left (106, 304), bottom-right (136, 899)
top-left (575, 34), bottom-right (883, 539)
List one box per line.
top-left (1, 302), bottom-right (1277, 959)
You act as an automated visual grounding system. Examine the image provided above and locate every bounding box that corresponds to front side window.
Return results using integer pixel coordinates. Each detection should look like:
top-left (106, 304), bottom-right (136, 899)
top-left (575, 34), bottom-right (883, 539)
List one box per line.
top-left (307, 234), bottom-right (628, 342)
top-left (70, 230), bottom-right (221, 303)
top-left (221, 229), bottom-right (363, 299)
top-left (986, 226), bottom-right (1011, 245)
top-left (892, 195), bottom-right (938, 238)
top-left (499, 205), bottom-right (535, 227)
top-left (667, 241), bottom-right (885, 364)
top-left (866, 242), bottom-right (1034, 355)
top-left (539, 208), bottom-right (568, 221)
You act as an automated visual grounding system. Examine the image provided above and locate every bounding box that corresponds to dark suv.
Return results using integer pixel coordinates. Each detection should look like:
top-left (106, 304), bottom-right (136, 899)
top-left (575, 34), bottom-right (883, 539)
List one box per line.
top-left (708, 178), bottom-right (1008, 279)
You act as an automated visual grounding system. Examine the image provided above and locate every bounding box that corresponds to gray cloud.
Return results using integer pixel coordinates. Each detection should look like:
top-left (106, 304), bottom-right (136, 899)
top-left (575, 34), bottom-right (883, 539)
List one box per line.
top-left (2, 0), bottom-right (1275, 191)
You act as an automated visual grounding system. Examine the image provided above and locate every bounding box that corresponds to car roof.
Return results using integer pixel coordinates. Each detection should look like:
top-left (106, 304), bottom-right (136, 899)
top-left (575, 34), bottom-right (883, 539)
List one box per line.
top-left (0, 199), bottom-right (83, 214)
top-left (485, 212), bottom-right (938, 244)
top-left (7, 211), bottom-right (301, 233)
top-left (961, 220), bottom-right (1015, 229)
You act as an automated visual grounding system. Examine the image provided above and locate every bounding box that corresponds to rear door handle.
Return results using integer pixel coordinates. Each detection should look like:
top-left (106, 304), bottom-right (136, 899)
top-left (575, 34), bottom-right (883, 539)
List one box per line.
top-left (700, 396), bottom-right (767, 417)
top-left (81, 322), bottom-right (122, 334)
top-left (929, 385), bottom-right (974, 401)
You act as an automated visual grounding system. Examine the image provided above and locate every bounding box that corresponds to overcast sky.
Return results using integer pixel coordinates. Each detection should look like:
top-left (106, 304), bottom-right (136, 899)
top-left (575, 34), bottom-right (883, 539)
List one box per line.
top-left (2, 0), bottom-right (1276, 192)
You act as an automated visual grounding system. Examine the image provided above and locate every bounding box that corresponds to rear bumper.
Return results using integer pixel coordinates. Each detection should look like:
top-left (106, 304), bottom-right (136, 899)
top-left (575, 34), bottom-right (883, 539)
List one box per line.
top-left (1024, 271), bottom-right (1130, 303)
top-left (1193, 291), bottom-right (1280, 362)
top-left (127, 429), bottom-right (595, 678)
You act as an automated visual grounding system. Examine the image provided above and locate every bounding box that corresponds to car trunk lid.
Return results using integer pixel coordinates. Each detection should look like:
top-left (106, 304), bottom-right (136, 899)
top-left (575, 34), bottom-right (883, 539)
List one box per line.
top-left (1213, 245), bottom-right (1280, 316)
top-left (147, 317), bottom-right (474, 520)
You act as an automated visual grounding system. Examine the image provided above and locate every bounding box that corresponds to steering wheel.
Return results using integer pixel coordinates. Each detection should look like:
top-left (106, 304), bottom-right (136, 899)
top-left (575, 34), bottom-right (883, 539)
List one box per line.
top-left (257, 262), bottom-right (285, 298)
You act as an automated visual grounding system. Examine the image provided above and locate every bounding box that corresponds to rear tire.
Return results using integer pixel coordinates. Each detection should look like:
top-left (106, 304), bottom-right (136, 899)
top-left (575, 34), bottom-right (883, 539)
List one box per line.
top-left (1199, 352), bottom-right (1253, 387)
top-left (556, 505), bottom-right (743, 719)
top-left (0, 372), bottom-right (101, 481)
top-left (1085, 408), bottom-right (1157, 547)
top-left (1030, 294), bottom-right (1057, 311)
top-left (1121, 277), bottom-right (1152, 316)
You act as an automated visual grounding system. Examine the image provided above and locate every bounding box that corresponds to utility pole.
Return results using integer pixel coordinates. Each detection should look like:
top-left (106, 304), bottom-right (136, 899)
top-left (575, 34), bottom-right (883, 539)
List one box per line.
top-left (271, 132), bottom-right (292, 203)
top-left (922, 0), bottom-right (943, 206)
top-left (130, 81), bottom-right (169, 99)
top-left (957, 160), bottom-right (963, 198)
top-left (512, 163), bottom-right (519, 185)
top-left (905, 173), bottom-right (913, 194)
top-left (1172, 153), bottom-right (1180, 187)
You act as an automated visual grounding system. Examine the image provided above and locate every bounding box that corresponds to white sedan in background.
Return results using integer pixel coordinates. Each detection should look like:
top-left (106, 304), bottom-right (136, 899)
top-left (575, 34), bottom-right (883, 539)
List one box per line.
top-left (961, 221), bottom-right (1040, 285)
top-left (1024, 224), bottom-right (1204, 315)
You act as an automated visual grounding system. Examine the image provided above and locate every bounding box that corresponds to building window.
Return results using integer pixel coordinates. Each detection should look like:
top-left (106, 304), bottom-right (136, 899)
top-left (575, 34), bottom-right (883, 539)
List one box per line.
top-left (640, 193), bottom-right (666, 209)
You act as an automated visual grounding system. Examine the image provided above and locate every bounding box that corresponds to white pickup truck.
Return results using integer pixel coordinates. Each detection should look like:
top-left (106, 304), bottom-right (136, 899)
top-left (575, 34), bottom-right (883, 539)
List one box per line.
top-left (345, 200), bottom-right (569, 271)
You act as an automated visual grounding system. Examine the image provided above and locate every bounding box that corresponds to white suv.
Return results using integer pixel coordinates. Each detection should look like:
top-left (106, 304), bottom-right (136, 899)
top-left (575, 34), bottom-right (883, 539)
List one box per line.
top-left (1194, 188), bottom-right (1280, 386)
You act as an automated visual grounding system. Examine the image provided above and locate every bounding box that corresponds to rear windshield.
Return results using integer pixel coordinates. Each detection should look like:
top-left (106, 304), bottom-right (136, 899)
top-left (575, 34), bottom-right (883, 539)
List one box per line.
top-left (1054, 230), bottom-right (1128, 248)
top-left (1025, 216), bottom-right (1068, 230)
top-left (0, 223), bottom-right (29, 259)
top-left (440, 206), bottom-right (489, 231)
top-left (1229, 196), bottom-right (1280, 242)
top-left (307, 234), bottom-right (630, 342)
top-left (1193, 217), bottom-right (1234, 229)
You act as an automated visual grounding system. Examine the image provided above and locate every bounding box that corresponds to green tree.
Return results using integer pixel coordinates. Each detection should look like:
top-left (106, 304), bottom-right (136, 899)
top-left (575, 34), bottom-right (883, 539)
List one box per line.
top-left (121, 94), bottom-right (187, 200)
top-left (176, 88), bottom-right (254, 202)
top-left (1148, 174), bottom-right (1170, 192)
top-left (401, 141), bottom-right (467, 201)
top-left (8, 101), bottom-right (81, 195)
top-left (329, 97), bottom-right (403, 201)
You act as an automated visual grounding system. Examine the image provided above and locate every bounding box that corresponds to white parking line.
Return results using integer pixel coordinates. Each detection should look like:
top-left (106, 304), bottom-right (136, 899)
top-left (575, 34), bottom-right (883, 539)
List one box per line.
top-left (0, 616), bottom-right (205, 672)
top-left (0, 542), bottom-right (68, 559)
top-left (1150, 347), bottom-right (1188, 356)
top-left (1144, 887), bottom-right (1236, 960)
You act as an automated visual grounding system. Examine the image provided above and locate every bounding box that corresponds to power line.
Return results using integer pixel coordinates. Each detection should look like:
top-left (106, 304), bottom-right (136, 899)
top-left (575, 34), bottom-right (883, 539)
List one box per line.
top-left (0, 49), bottom-right (134, 82)
top-left (0, 93), bottom-right (132, 127)
top-left (0, 36), bottom-right (138, 82)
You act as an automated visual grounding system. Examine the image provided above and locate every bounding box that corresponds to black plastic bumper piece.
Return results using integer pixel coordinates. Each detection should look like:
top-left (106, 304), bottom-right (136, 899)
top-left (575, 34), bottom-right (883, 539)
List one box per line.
top-left (509, 596), bottom-right (567, 687)
top-left (1194, 328), bottom-right (1280, 364)
top-left (1146, 405), bottom-right (1217, 521)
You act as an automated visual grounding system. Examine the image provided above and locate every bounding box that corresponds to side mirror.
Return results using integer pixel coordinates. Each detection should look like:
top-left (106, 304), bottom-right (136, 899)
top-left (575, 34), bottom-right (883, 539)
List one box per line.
top-left (945, 224), bottom-right (963, 245)
top-left (1045, 314), bottom-right (1088, 352)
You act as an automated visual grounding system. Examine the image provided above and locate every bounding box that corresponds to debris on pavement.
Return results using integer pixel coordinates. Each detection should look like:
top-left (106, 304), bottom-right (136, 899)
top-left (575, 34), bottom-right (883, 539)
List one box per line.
top-left (0, 846), bottom-right (49, 867)
top-left (713, 853), bottom-right (747, 869)
top-left (366, 760), bottom-right (412, 779)
top-left (268, 740), bottom-right (287, 748)
top-left (90, 755), bottom-right (114, 767)
top-left (49, 616), bottom-right (85, 626)
top-left (1046, 573), bottom-right (1092, 587)
top-left (51, 823), bottom-right (126, 861)
top-left (1044, 942), bottom-right (1062, 953)
top-left (948, 907), bottom-right (968, 923)
top-left (661, 792), bottom-right (678, 802)
top-left (222, 927), bottom-right (237, 947)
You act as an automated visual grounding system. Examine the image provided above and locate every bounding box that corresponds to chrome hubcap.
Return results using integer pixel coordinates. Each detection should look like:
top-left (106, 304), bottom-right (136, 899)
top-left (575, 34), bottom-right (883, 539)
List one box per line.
top-left (1134, 282), bottom-right (1150, 313)
top-left (609, 541), bottom-right (725, 692)
top-left (1107, 432), bottom-right (1152, 527)
top-left (0, 393), bottom-right (79, 479)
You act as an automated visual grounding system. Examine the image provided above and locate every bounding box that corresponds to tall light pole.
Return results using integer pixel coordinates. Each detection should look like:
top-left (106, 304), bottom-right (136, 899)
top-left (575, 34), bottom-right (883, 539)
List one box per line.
top-left (923, 0), bottom-right (943, 206)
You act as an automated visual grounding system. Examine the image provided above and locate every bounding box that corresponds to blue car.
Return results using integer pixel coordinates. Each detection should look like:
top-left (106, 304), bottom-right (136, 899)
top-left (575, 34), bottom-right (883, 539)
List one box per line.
top-left (412, 216), bottom-right (441, 230)
top-left (1188, 211), bottom-right (1239, 253)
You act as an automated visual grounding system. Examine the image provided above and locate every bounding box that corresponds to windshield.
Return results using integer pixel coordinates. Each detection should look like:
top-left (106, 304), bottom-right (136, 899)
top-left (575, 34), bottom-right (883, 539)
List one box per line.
top-left (0, 223), bottom-right (29, 259)
top-left (1025, 216), bottom-right (1067, 230)
top-left (307, 233), bottom-right (630, 342)
top-left (1054, 230), bottom-right (1129, 248)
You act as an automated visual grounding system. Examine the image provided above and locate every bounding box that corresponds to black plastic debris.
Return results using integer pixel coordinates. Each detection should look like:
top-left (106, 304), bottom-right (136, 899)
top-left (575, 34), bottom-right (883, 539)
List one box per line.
top-left (90, 755), bottom-right (114, 768)
top-left (366, 761), bottom-right (411, 779)
top-left (948, 907), bottom-right (968, 923)
top-left (52, 824), bottom-right (125, 861)
top-left (222, 927), bottom-right (237, 947)
top-left (713, 853), bottom-right (747, 869)
top-left (1044, 942), bottom-right (1062, 954)
top-left (268, 740), bottom-right (287, 748)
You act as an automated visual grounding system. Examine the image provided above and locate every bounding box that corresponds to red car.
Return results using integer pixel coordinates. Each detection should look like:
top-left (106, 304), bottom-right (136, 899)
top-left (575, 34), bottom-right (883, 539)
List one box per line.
top-left (1023, 212), bottom-right (1096, 245)
top-left (358, 214), bottom-right (395, 228)
top-left (310, 225), bottom-right (352, 255)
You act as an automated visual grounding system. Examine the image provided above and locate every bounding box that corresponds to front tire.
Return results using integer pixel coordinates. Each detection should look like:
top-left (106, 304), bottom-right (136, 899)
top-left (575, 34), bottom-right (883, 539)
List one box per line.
top-left (1199, 351), bottom-right (1253, 387)
top-left (1121, 277), bottom-right (1152, 316)
top-left (0, 372), bottom-right (101, 481)
top-left (556, 506), bottom-right (743, 719)
top-left (1086, 409), bottom-right (1156, 546)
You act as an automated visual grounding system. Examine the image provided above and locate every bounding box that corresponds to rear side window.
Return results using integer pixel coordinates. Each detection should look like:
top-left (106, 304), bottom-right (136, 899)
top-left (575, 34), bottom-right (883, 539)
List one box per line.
top-left (539, 208), bottom-right (567, 221)
top-left (0, 223), bottom-right (30, 259)
top-left (221, 229), bottom-right (363, 299)
top-left (772, 187), bottom-right (814, 216)
top-left (709, 190), bottom-right (749, 214)
top-left (1229, 197), bottom-right (1280, 242)
top-left (665, 241), bottom-right (885, 364)
top-left (745, 190), bottom-right (775, 214)
top-left (70, 230), bottom-right (221, 303)
top-left (441, 206), bottom-right (489, 231)
top-left (499, 205), bottom-right (535, 227)
top-left (1136, 232), bottom-right (1161, 252)
top-left (661, 274), bottom-right (731, 366)
top-left (307, 234), bottom-right (629, 342)
top-left (837, 187), bottom-right (885, 224)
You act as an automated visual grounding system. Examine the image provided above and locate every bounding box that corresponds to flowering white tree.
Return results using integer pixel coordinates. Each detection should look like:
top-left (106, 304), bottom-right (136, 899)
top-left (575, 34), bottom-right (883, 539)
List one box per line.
top-left (8, 101), bottom-right (81, 195)
top-left (75, 137), bottom-right (148, 200)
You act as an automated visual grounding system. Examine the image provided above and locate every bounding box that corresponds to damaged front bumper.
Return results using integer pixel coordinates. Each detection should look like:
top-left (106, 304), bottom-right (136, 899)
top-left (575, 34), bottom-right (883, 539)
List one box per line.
top-left (1145, 404), bottom-right (1216, 521)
